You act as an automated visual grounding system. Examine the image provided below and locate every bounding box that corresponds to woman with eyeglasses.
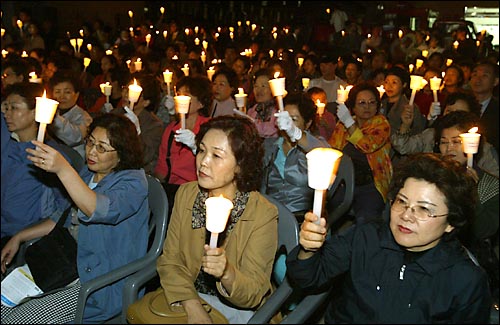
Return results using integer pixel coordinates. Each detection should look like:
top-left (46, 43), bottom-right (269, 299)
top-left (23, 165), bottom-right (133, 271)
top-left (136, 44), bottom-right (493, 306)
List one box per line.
top-left (329, 82), bottom-right (392, 224)
top-left (1, 113), bottom-right (149, 323)
top-left (286, 152), bottom-right (492, 323)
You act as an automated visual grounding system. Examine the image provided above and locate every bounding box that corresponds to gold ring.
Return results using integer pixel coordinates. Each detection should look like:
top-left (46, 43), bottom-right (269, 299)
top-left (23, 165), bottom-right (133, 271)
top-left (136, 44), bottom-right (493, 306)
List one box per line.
top-left (41, 159), bottom-right (45, 164)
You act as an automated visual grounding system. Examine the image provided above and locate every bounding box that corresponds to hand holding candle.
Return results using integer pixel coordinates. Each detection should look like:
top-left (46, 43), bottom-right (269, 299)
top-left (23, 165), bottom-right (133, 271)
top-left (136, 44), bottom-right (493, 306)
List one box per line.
top-left (206, 196), bottom-right (234, 248)
top-left (306, 148), bottom-right (343, 224)
top-left (35, 90), bottom-right (59, 143)
top-left (459, 127), bottom-right (481, 168)
top-left (174, 95), bottom-right (191, 129)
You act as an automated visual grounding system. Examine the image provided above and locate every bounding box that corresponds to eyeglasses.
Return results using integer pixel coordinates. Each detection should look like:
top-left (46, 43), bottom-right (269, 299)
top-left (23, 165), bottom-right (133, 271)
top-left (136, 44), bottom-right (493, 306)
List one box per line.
top-left (84, 137), bottom-right (116, 154)
top-left (356, 100), bottom-right (378, 108)
top-left (439, 140), bottom-right (462, 147)
top-left (390, 196), bottom-right (448, 222)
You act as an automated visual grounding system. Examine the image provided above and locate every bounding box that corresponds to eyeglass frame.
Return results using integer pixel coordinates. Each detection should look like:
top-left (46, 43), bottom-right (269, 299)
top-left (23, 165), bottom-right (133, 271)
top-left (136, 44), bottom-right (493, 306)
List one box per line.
top-left (84, 136), bottom-right (117, 154)
top-left (390, 195), bottom-right (448, 221)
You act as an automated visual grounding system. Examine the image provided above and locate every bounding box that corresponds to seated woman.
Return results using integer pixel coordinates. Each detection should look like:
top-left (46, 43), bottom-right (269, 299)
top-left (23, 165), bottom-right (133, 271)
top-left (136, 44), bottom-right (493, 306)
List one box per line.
top-left (262, 91), bottom-right (330, 223)
top-left (141, 115), bottom-right (278, 323)
top-left (434, 111), bottom-right (499, 297)
top-left (329, 82), bottom-right (392, 224)
top-left (246, 68), bottom-right (279, 138)
top-left (1, 83), bottom-right (78, 249)
top-left (153, 75), bottom-right (212, 214)
top-left (1, 114), bottom-right (149, 323)
top-left (286, 153), bottom-right (492, 323)
top-left (391, 92), bottom-right (498, 177)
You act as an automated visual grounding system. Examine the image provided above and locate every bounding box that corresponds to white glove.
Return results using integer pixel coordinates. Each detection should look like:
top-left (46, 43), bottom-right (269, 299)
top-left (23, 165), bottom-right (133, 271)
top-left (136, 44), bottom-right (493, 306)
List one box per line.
top-left (102, 102), bottom-right (114, 113)
top-left (274, 111), bottom-right (302, 142)
top-left (336, 103), bottom-right (355, 128)
top-left (232, 109), bottom-right (255, 122)
top-left (123, 106), bottom-right (141, 135)
top-left (175, 129), bottom-right (197, 154)
top-left (427, 102), bottom-right (441, 121)
top-left (164, 95), bottom-right (175, 115)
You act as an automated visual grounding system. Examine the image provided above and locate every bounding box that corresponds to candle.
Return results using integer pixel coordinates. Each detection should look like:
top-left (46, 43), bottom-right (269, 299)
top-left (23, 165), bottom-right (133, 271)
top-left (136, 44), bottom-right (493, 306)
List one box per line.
top-left (79, 29), bottom-right (84, 38)
top-left (194, 37), bottom-right (200, 46)
top-left (421, 49), bottom-right (429, 58)
top-left (446, 58), bottom-right (453, 66)
top-left (128, 78), bottom-right (143, 110)
top-left (87, 44), bottom-right (92, 52)
top-left (76, 38), bottom-right (83, 53)
top-left (408, 63), bottom-right (414, 73)
top-left (21, 51), bottom-right (28, 58)
top-left (453, 40), bottom-right (459, 50)
top-left (306, 148), bottom-right (343, 224)
top-left (100, 82), bottom-right (112, 103)
top-left (398, 29), bottom-right (403, 39)
top-left (301, 77), bottom-right (310, 90)
top-left (163, 69), bottom-right (173, 96)
top-left (181, 64), bottom-right (190, 77)
top-left (29, 72), bottom-right (42, 84)
top-left (205, 196), bottom-right (234, 248)
top-left (201, 51), bottom-right (206, 65)
top-left (206, 67), bottom-right (215, 81)
top-left (297, 57), bottom-right (304, 68)
top-left (35, 90), bottom-right (59, 143)
top-left (415, 59), bottom-right (424, 70)
top-left (160, 6), bottom-right (165, 15)
top-left (315, 100), bottom-right (325, 116)
top-left (459, 127), bottom-right (481, 168)
top-left (376, 85), bottom-right (385, 98)
top-left (336, 85), bottom-right (352, 104)
top-left (70, 38), bottom-right (77, 53)
top-left (268, 72), bottom-right (286, 112)
top-left (146, 34), bottom-right (151, 47)
top-left (409, 75), bottom-right (424, 106)
top-left (17, 20), bottom-right (23, 38)
top-left (83, 57), bottom-right (91, 72)
top-left (429, 76), bottom-right (442, 102)
top-left (234, 88), bottom-right (247, 112)
top-left (134, 58), bottom-right (142, 72)
top-left (202, 40), bottom-right (208, 50)
top-left (269, 50), bottom-right (274, 58)
top-left (174, 95), bottom-right (191, 129)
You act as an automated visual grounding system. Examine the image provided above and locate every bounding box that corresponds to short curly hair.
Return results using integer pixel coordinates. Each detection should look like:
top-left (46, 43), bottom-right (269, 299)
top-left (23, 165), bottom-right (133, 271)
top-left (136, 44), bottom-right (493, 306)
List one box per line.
top-left (388, 153), bottom-right (477, 240)
top-left (196, 115), bottom-right (264, 192)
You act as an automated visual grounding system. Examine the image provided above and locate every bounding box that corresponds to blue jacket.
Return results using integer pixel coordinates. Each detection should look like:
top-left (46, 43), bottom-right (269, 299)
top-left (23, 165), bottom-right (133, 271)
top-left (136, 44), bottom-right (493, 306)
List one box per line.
top-left (286, 221), bottom-right (492, 323)
top-left (76, 167), bottom-right (149, 323)
top-left (1, 112), bottom-right (74, 238)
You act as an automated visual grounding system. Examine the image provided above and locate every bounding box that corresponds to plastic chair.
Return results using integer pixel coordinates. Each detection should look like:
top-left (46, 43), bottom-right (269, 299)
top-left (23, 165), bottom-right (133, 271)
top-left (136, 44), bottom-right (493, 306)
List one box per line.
top-left (121, 193), bottom-right (299, 324)
top-left (74, 174), bottom-right (169, 323)
top-left (257, 154), bottom-right (355, 324)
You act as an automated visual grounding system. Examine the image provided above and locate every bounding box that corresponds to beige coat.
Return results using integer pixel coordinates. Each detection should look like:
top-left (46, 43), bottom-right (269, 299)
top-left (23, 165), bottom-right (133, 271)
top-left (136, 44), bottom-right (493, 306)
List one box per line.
top-left (157, 181), bottom-right (278, 309)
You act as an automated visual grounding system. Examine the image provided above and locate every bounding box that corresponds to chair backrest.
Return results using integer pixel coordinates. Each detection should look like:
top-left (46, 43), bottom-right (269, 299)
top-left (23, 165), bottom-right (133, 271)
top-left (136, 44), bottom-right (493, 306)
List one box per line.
top-left (73, 174), bottom-right (169, 323)
top-left (326, 154), bottom-right (355, 227)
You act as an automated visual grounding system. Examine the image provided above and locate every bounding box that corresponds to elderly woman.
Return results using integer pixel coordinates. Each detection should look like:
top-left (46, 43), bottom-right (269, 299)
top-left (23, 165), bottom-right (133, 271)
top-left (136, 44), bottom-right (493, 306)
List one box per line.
top-left (329, 82), bottom-right (392, 224)
top-left (133, 115), bottom-right (278, 323)
top-left (286, 153), bottom-right (492, 323)
top-left (1, 114), bottom-right (149, 323)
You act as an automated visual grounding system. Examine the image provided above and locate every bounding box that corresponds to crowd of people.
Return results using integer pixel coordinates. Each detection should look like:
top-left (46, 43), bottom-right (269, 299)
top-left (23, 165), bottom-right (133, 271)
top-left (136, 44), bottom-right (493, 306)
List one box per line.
top-left (1, 4), bottom-right (499, 324)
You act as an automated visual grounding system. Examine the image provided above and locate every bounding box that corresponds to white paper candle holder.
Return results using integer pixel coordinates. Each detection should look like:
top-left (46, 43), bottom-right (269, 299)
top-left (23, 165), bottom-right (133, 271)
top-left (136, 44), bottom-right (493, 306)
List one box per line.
top-left (459, 127), bottom-right (481, 168)
top-left (206, 196), bottom-right (234, 248)
top-left (35, 92), bottom-right (59, 142)
top-left (174, 95), bottom-right (191, 129)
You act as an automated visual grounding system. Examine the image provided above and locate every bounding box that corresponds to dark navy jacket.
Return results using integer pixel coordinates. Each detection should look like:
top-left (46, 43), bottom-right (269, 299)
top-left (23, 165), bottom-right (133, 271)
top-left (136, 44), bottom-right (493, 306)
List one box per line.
top-left (286, 221), bottom-right (492, 323)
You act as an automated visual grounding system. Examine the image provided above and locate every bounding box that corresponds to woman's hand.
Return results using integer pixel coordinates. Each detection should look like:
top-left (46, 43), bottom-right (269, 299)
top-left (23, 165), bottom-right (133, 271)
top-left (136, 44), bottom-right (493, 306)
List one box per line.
top-left (400, 103), bottom-right (414, 129)
top-left (299, 212), bottom-right (327, 253)
top-left (182, 298), bottom-right (213, 324)
top-left (1, 236), bottom-right (21, 274)
top-left (202, 245), bottom-right (228, 279)
top-left (26, 140), bottom-right (70, 175)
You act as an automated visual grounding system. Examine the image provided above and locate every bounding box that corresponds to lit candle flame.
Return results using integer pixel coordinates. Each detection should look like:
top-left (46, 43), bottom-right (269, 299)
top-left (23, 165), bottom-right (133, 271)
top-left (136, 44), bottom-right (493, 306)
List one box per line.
top-left (468, 127), bottom-right (478, 134)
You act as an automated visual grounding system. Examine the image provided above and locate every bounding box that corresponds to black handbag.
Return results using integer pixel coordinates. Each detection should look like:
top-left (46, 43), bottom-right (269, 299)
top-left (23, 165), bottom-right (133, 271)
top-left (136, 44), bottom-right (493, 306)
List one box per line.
top-left (25, 207), bottom-right (78, 292)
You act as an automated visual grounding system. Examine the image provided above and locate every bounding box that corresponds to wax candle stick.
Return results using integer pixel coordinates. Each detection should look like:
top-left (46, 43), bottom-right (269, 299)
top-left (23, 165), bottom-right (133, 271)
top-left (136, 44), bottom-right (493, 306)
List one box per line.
top-left (205, 196), bottom-right (234, 248)
top-left (234, 88), bottom-right (247, 113)
top-left (163, 69), bottom-right (173, 96)
top-left (429, 76), bottom-right (442, 103)
top-left (459, 127), bottom-right (481, 168)
top-left (409, 75), bottom-right (424, 106)
top-left (128, 78), bottom-right (143, 111)
top-left (100, 82), bottom-right (112, 103)
top-left (174, 95), bottom-right (191, 129)
top-left (268, 72), bottom-right (286, 112)
top-left (306, 148), bottom-right (343, 224)
top-left (302, 77), bottom-right (310, 90)
top-left (35, 90), bottom-right (59, 143)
